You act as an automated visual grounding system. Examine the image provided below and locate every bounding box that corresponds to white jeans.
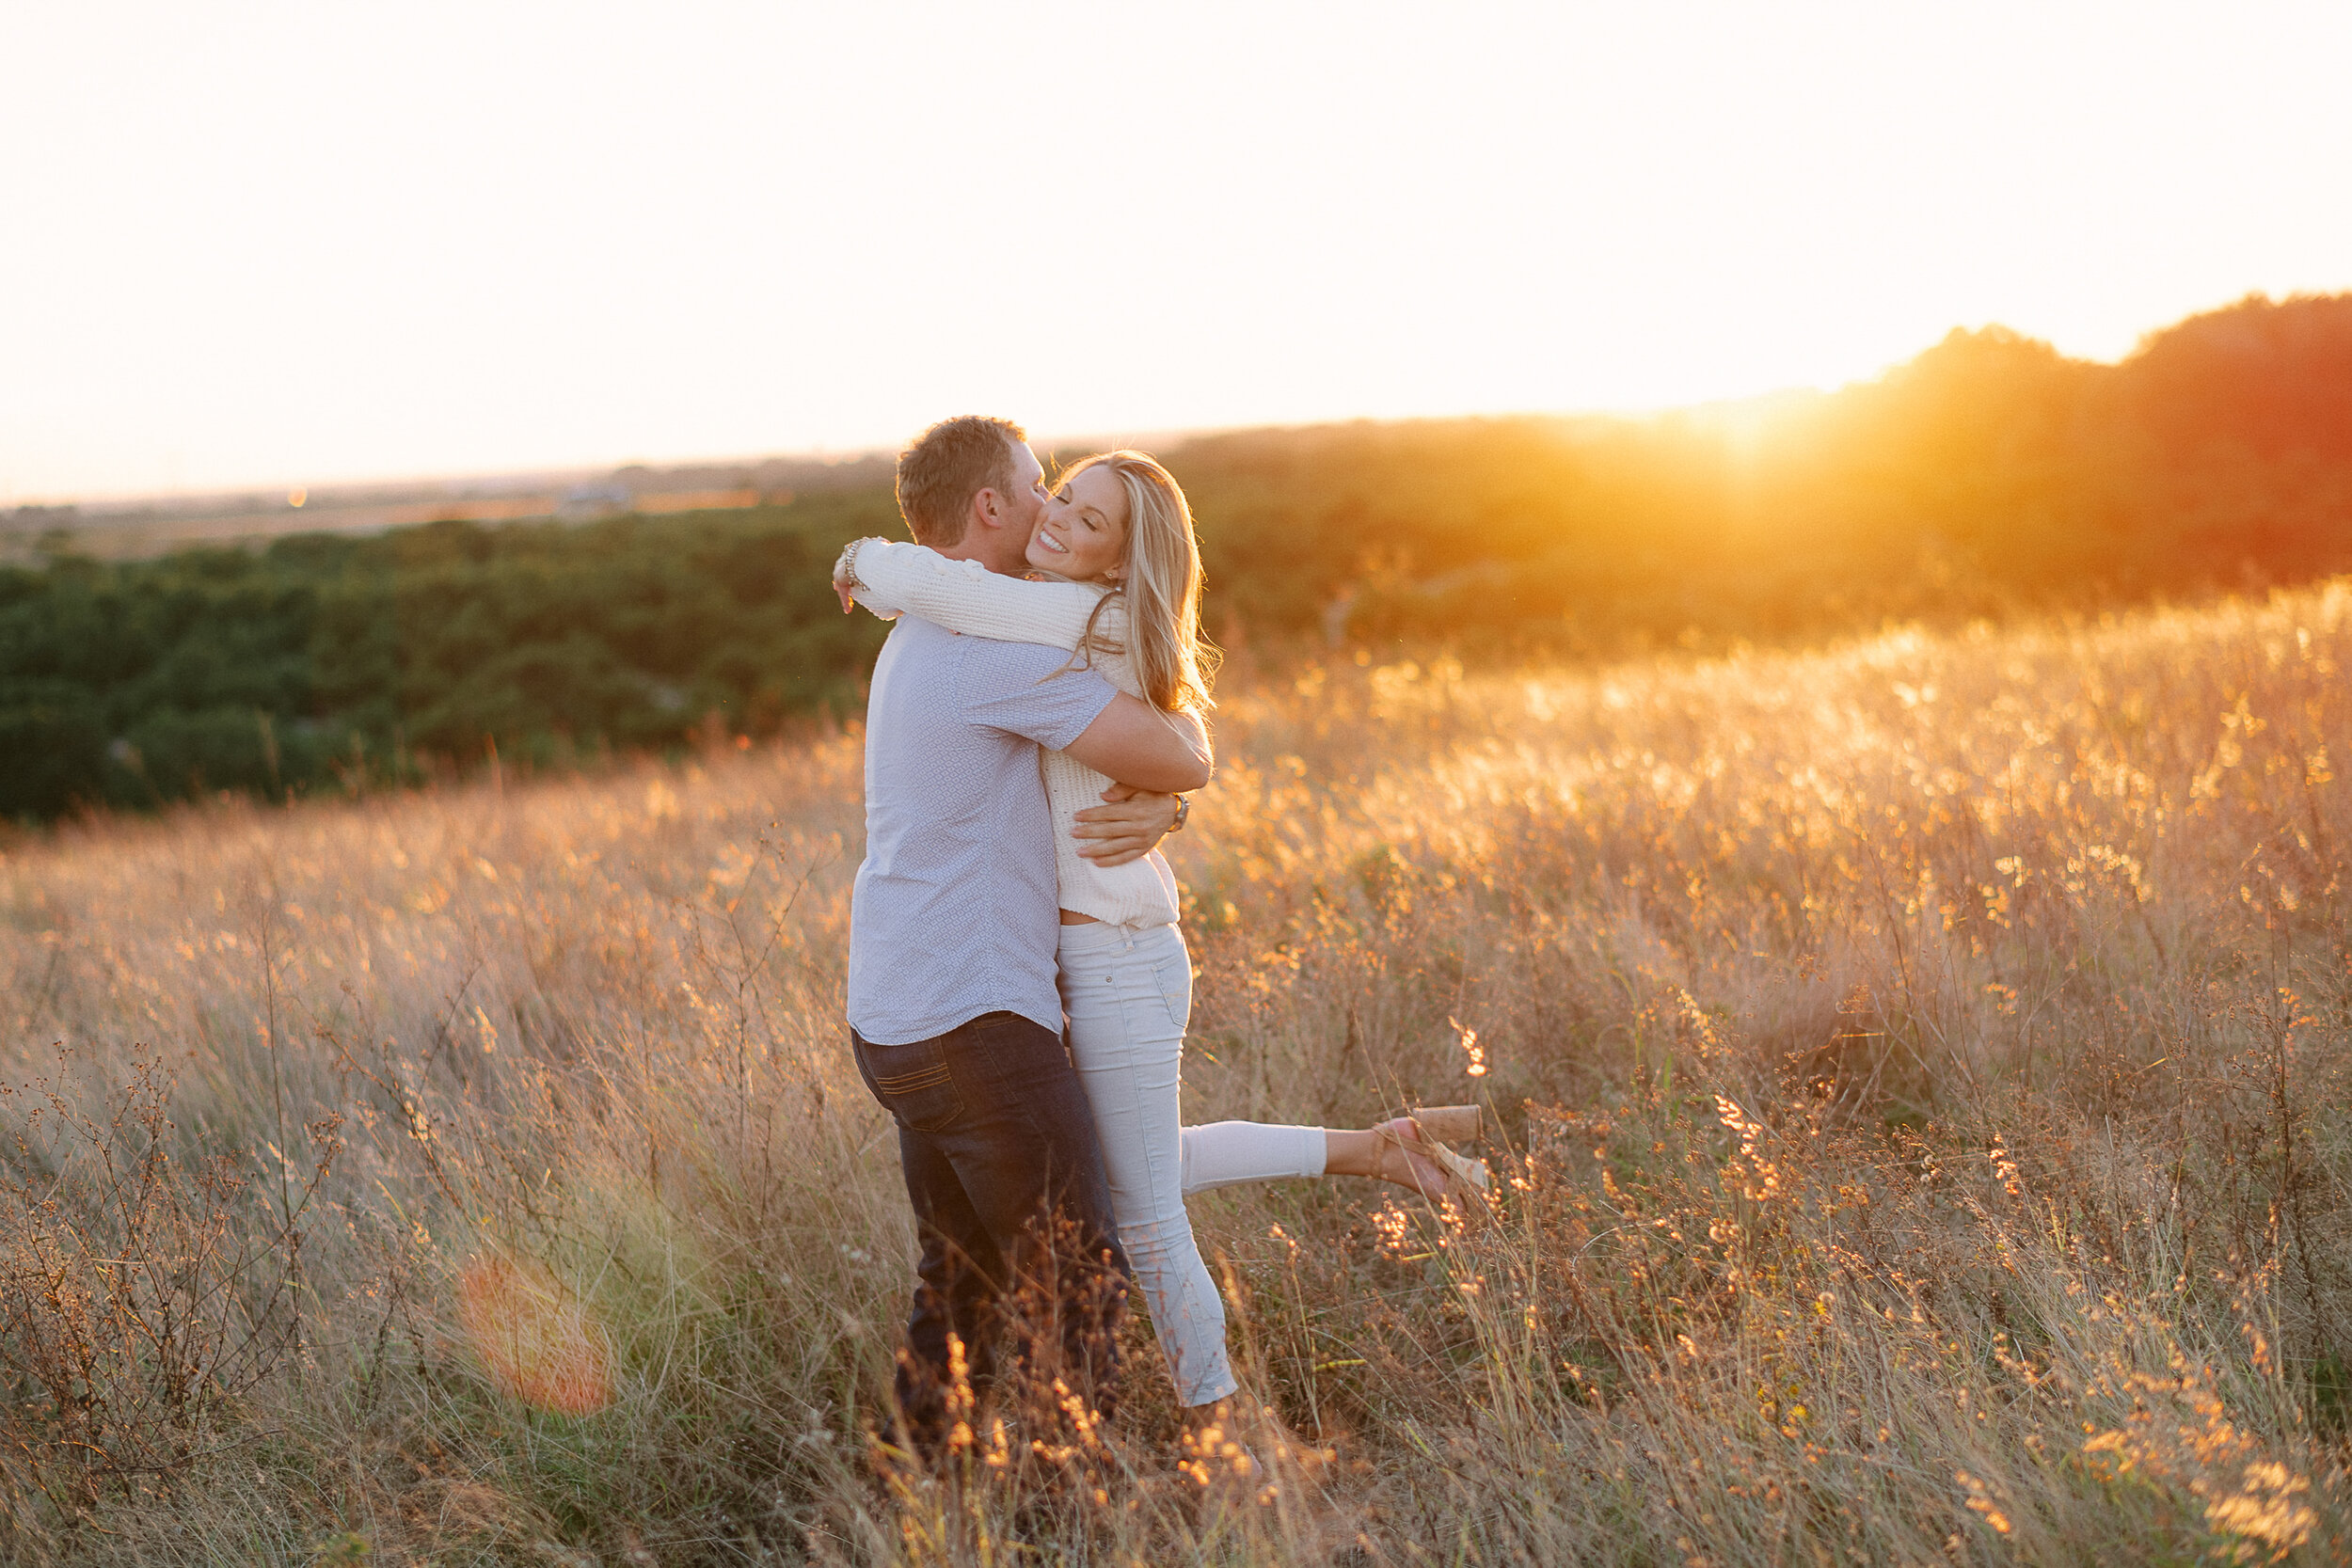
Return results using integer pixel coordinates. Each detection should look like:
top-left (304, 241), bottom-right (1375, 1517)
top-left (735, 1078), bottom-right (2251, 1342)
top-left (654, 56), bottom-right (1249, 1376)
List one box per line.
top-left (1057, 920), bottom-right (1325, 1407)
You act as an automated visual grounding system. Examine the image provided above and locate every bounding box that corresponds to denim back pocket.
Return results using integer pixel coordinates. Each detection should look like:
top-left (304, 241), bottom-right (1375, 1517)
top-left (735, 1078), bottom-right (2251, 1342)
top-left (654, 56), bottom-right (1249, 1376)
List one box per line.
top-left (1152, 945), bottom-right (1194, 1035)
top-left (855, 1035), bottom-right (965, 1133)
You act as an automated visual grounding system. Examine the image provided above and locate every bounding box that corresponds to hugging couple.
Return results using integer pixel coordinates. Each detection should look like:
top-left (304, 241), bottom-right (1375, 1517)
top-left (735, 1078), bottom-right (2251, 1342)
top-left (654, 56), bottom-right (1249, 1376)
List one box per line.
top-left (835, 416), bottom-right (1486, 1457)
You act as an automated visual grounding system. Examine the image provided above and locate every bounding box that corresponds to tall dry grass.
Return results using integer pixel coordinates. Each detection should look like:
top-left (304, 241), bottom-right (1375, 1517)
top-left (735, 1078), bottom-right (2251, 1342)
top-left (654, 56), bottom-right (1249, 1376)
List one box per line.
top-left (2, 583), bottom-right (2349, 1563)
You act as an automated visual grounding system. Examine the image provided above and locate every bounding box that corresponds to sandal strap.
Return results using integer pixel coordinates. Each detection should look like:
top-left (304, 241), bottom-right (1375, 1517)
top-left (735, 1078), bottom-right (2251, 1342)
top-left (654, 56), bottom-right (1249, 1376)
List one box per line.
top-left (1422, 1138), bottom-right (1491, 1195)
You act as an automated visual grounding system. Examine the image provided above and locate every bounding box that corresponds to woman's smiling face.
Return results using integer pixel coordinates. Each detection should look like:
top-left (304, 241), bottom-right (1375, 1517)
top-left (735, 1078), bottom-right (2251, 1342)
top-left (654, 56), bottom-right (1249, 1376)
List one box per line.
top-left (1026, 465), bottom-right (1130, 582)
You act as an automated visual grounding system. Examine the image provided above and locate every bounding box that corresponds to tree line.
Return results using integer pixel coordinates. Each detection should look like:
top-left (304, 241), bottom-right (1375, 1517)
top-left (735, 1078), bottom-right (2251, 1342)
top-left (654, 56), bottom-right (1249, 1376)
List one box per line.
top-left (4, 292), bottom-right (2347, 819)
top-left (1183, 291), bottom-right (2352, 652)
top-left (0, 494), bottom-right (899, 817)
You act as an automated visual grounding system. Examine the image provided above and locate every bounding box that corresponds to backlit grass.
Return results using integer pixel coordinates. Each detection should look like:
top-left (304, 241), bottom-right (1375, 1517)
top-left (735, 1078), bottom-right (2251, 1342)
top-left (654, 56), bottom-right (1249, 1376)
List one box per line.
top-left (3, 584), bottom-right (2348, 1562)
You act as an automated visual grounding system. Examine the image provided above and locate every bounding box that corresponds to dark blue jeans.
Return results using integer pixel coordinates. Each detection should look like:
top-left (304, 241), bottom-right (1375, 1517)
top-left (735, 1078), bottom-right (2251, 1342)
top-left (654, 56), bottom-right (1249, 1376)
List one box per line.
top-left (851, 1010), bottom-right (1129, 1453)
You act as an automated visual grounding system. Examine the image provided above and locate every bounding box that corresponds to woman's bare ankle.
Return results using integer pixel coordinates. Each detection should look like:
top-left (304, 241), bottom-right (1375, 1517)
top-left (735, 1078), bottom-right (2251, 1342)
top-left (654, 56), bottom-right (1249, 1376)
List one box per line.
top-left (1323, 1128), bottom-right (1376, 1179)
top-left (1322, 1122), bottom-right (1446, 1194)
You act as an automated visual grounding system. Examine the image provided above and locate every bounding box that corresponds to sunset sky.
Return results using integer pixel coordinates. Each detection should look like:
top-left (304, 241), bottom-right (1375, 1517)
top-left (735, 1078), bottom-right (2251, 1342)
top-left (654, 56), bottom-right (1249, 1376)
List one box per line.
top-left (6, 1), bottom-right (2350, 502)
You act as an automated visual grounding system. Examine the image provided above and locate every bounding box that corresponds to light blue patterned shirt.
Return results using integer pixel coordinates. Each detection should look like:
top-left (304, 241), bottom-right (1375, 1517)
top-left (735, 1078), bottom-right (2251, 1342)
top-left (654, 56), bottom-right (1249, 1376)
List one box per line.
top-left (848, 616), bottom-right (1117, 1045)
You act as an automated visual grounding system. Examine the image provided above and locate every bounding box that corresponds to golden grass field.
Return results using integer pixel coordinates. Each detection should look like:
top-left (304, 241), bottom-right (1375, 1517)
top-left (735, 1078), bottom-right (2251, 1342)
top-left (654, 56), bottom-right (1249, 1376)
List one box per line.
top-left (3, 582), bottom-right (2349, 1564)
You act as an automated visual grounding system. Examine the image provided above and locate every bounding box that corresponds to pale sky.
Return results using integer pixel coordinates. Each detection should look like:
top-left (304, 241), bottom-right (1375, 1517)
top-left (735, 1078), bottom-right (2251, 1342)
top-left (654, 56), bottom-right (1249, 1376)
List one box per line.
top-left (6, 1), bottom-right (2350, 503)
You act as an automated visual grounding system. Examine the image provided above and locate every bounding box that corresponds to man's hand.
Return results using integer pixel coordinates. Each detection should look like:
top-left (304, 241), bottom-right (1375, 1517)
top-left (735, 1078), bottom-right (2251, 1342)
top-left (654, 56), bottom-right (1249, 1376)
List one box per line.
top-left (1073, 783), bottom-right (1182, 868)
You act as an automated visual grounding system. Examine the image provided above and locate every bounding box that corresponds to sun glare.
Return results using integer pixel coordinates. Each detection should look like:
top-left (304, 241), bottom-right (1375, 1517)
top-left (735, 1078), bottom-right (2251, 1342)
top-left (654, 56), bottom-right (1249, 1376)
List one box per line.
top-left (456, 1256), bottom-right (612, 1417)
top-left (3, 3), bottom-right (2348, 499)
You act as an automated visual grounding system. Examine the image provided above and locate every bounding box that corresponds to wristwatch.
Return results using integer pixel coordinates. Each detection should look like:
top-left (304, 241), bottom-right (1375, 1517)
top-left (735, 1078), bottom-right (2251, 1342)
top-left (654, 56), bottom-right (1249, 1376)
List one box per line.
top-left (1169, 793), bottom-right (1191, 832)
top-left (834, 537), bottom-right (872, 595)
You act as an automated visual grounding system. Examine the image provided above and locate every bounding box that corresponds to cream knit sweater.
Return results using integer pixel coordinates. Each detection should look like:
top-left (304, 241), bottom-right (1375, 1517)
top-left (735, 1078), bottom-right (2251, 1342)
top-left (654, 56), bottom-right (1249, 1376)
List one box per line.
top-left (843, 539), bottom-right (1183, 929)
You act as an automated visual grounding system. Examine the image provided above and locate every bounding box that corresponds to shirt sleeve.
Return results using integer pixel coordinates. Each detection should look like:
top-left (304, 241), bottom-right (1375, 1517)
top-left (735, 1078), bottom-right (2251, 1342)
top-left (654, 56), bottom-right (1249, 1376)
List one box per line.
top-left (956, 638), bottom-right (1118, 752)
top-left (850, 540), bottom-right (1110, 650)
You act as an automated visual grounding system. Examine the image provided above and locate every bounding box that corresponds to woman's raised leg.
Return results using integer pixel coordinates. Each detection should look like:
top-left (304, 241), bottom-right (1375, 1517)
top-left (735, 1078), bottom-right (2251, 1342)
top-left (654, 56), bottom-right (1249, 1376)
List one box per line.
top-left (1183, 1117), bottom-right (1479, 1203)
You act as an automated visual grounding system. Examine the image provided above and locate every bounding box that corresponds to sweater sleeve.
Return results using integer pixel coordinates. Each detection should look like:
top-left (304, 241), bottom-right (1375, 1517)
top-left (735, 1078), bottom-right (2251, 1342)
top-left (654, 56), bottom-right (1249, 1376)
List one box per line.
top-left (846, 538), bottom-right (1110, 652)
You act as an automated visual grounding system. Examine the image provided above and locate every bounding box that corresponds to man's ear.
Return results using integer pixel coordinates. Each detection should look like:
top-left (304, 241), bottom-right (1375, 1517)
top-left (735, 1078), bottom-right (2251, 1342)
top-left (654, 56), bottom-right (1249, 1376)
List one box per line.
top-left (968, 486), bottom-right (1003, 533)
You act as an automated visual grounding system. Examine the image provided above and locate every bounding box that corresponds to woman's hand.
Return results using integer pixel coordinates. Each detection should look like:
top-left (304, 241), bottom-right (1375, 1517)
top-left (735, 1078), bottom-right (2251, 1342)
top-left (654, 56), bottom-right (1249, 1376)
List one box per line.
top-left (832, 540), bottom-right (866, 613)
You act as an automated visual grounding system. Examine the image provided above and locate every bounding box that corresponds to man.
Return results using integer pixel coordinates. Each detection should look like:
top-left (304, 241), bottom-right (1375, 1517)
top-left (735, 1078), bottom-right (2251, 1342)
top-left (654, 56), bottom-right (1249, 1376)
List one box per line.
top-left (845, 415), bottom-right (1209, 1455)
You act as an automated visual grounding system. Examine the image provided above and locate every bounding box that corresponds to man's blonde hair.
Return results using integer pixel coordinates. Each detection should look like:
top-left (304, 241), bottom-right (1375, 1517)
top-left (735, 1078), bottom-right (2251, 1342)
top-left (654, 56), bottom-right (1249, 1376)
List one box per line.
top-left (896, 416), bottom-right (1026, 546)
top-left (1062, 451), bottom-right (1217, 714)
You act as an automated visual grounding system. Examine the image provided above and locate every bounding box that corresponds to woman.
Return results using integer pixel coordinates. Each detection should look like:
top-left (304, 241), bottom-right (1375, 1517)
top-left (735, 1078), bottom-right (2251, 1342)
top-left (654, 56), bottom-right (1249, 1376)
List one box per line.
top-left (834, 451), bottom-right (1486, 1417)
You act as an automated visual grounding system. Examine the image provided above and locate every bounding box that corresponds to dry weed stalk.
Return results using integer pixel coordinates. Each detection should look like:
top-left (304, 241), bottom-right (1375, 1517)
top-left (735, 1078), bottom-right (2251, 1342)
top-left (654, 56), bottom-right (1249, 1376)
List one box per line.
top-left (0, 1048), bottom-right (339, 1529)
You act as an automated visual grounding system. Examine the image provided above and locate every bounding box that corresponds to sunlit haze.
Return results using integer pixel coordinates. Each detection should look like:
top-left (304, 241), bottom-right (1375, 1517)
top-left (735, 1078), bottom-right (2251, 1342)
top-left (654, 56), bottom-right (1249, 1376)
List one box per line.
top-left (6, 0), bottom-right (2350, 501)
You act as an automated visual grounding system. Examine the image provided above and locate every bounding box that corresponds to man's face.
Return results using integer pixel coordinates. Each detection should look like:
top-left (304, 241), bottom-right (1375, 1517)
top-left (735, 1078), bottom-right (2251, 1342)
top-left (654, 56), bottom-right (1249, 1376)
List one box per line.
top-left (1002, 441), bottom-right (1049, 537)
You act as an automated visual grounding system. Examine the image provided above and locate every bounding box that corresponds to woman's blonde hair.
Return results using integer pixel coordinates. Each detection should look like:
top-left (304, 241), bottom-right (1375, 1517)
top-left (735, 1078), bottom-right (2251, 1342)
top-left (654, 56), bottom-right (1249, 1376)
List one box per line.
top-left (1061, 450), bottom-right (1218, 713)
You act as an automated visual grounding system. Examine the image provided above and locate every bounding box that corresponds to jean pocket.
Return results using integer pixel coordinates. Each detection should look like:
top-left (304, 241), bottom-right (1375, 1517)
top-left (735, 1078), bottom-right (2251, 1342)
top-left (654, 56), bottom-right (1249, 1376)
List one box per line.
top-left (1152, 946), bottom-right (1194, 1035)
top-left (857, 1036), bottom-right (965, 1133)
